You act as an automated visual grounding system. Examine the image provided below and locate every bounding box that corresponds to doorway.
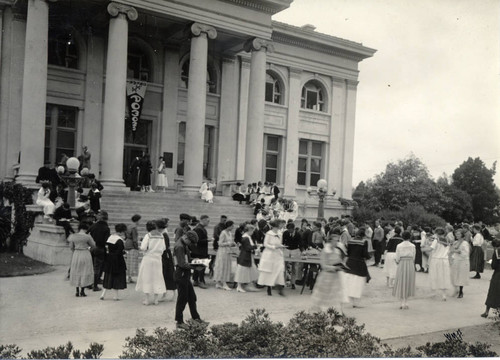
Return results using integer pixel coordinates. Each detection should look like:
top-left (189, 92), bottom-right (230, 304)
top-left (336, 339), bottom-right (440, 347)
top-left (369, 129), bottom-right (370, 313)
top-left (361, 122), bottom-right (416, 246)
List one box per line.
top-left (123, 119), bottom-right (152, 185)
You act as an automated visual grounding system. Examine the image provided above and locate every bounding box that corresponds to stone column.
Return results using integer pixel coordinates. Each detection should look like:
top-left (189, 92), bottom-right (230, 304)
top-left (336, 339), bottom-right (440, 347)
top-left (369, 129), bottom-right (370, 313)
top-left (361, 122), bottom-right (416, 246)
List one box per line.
top-left (283, 67), bottom-right (302, 197)
top-left (16, 0), bottom-right (52, 186)
top-left (236, 57), bottom-right (250, 180)
top-left (243, 38), bottom-right (273, 184)
top-left (328, 78), bottom-right (346, 198)
top-left (217, 57), bottom-right (239, 183)
top-left (182, 22), bottom-right (217, 192)
top-left (100, 2), bottom-right (137, 189)
top-left (341, 80), bottom-right (358, 199)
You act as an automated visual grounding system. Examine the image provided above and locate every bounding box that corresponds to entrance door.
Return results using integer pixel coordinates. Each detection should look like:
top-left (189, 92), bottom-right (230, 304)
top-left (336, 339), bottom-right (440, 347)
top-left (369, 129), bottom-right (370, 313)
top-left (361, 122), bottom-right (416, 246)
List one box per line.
top-left (123, 119), bottom-right (152, 185)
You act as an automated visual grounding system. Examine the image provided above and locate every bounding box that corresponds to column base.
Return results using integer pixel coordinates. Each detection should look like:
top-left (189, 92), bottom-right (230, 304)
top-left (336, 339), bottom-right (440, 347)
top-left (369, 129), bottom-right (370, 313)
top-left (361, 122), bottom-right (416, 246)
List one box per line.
top-left (100, 179), bottom-right (128, 191)
top-left (15, 173), bottom-right (39, 188)
top-left (181, 184), bottom-right (202, 194)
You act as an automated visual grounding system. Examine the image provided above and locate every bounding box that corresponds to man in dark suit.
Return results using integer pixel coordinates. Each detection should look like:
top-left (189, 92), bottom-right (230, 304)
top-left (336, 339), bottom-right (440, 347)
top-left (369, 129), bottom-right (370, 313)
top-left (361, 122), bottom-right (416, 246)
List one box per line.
top-left (88, 211), bottom-right (110, 291)
top-left (272, 183), bottom-right (280, 200)
top-left (191, 215), bottom-right (210, 289)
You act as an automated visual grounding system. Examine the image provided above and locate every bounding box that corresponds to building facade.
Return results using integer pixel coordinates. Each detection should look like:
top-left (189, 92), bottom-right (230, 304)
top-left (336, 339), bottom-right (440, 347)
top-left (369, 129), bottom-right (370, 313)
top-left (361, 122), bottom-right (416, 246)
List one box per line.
top-left (0, 0), bottom-right (375, 203)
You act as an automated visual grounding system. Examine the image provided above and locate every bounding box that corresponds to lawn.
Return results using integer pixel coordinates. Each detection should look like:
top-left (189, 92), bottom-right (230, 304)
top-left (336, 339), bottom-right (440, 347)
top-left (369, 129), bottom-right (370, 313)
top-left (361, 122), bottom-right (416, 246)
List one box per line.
top-left (0, 252), bottom-right (54, 277)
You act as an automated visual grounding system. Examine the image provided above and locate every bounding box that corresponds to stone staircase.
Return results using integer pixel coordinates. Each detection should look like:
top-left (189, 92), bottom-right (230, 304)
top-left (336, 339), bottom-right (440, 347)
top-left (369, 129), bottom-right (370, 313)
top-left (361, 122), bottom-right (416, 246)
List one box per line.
top-left (101, 191), bottom-right (255, 236)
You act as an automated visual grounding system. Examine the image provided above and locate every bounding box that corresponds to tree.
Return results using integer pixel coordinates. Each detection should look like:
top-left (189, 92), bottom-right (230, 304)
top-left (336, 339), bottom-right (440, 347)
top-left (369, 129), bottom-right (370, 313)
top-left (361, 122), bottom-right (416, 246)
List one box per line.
top-left (452, 158), bottom-right (500, 224)
top-left (363, 154), bottom-right (443, 213)
top-left (436, 176), bottom-right (473, 224)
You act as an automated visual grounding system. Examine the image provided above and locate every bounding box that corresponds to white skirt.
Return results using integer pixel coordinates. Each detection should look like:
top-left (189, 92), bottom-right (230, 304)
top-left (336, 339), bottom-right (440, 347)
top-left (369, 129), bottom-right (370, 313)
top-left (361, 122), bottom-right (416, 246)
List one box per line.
top-left (384, 252), bottom-right (398, 279)
top-left (343, 273), bottom-right (365, 300)
top-left (135, 254), bottom-right (167, 295)
top-left (156, 173), bottom-right (168, 187)
top-left (429, 257), bottom-right (452, 290)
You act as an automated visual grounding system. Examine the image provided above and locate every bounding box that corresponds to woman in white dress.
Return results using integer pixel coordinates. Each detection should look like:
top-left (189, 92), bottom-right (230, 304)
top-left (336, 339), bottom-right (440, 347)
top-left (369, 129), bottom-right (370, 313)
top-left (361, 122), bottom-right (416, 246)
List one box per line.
top-left (429, 227), bottom-right (452, 301)
top-left (199, 182), bottom-right (208, 201)
top-left (257, 220), bottom-right (286, 296)
top-left (136, 221), bottom-right (167, 305)
top-left (156, 156), bottom-right (168, 192)
top-left (200, 180), bottom-right (214, 203)
top-left (36, 182), bottom-right (55, 221)
top-left (213, 221), bottom-right (236, 290)
top-left (392, 231), bottom-right (416, 309)
top-left (450, 228), bottom-right (470, 298)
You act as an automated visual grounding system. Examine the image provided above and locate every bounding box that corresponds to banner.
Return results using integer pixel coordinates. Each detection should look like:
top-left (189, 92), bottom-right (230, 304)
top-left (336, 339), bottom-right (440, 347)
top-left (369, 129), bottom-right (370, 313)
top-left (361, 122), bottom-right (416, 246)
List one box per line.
top-left (126, 80), bottom-right (148, 133)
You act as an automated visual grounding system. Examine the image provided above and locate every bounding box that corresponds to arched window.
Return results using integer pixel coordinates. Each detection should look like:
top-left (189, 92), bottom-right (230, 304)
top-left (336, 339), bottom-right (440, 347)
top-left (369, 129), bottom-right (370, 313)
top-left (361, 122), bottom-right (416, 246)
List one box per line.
top-left (48, 28), bottom-right (79, 69)
top-left (180, 59), bottom-right (218, 94)
top-left (265, 72), bottom-right (282, 104)
top-left (301, 81), bottom-right (326, 112)
top-left (127, 44), bottom-right (152, 82)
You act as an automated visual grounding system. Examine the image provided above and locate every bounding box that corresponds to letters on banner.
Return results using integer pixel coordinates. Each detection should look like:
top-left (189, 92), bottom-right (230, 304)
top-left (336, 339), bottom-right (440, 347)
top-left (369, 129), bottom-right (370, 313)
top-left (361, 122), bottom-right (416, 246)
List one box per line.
top-left (126, 80), bottom-right (148, 133)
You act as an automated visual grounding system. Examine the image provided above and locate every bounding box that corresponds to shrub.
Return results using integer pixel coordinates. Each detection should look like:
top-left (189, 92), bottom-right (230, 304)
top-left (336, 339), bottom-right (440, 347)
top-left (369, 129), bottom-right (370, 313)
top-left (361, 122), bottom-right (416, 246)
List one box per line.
top-left (0, 344), bottom-right (22, 359)
top-left (0, 342), bottom-right (104, 359)
top-left (416, 339), bottom-right (497, 358)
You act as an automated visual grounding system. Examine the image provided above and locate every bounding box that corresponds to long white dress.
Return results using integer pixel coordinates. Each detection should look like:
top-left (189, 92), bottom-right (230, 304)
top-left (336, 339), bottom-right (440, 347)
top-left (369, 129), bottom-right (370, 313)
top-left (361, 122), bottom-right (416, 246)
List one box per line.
top-left (429, 239), bottom-right (452, 290)
top-left (199, 182), bottom-right (208, 200)
top-left (450, 240), bottom-right (470, 287)
top-left (36, 187), bottom-right (55, 216)
top-left (156, 161), bottom-right (168, 188)
top-left (257, 230), bottom-right (285, 286)
top-left (135, 232), bottom-right (167, 295)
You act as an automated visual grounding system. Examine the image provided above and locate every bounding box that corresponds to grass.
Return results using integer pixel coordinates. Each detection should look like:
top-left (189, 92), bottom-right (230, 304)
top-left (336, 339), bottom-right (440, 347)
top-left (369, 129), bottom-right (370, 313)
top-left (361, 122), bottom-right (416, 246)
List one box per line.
top-left (0, 252), bottom-right (54, 277)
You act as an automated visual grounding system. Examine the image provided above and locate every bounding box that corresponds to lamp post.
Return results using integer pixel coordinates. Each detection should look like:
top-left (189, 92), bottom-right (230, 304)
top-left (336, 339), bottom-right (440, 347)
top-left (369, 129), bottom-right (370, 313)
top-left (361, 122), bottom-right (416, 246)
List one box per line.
top-left (63, 157), bottom-right (84, 208)
top-left (306, 179), bottom-right (336, 219)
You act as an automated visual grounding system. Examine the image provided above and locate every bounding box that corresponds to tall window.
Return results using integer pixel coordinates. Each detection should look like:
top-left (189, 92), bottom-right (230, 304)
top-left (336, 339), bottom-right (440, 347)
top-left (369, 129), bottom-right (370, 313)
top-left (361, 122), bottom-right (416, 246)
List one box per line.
top-left (297, 140), bottom-right (323, 186)
top-left (48, 29), bottom-right (78, 69)
top-left (264, 135), bottom-right (281, 183)
top-left (180, 60), bottom-right (217, 94)
top-left (265, 72), bottom-right (282, 104)
top-left (177, 123), bottom-right (213, 178)
top-left (301, 81), bottom-right (325, 112)
top-left (44, 104), bottom-right (78, 166)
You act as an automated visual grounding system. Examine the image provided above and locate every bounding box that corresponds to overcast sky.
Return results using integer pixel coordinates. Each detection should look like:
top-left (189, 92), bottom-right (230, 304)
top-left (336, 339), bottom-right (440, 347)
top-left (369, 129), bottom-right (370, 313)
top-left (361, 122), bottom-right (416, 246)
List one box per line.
top-left (274, 0), bottom-right (500, 189)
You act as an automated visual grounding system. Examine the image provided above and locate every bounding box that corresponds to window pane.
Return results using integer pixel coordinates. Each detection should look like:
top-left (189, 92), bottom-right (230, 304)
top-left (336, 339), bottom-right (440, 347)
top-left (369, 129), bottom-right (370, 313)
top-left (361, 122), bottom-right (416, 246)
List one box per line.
top-left (310, 173), bottom-right (320, 186)
top-left (56, 130), bottom-right (75, 149)
top-left (56, 148), bottom-right (74, 163)
top-left (265, 82), bottom-right (274, 102)
top-left (44, 147), bottom-right (50, 164)
top-left (266, 154), bottom-right (278, 169)
top-left (45, 106), bottom-right (52, 126)
top-left (45, 129), bottom-right (51, 147)
top-left (306, 90), bottom-right (317, 109)
top-left (312, 142), bottom-right (322, 156)
top-left (57, 106), bottom-right (76, 128)
top-left (299, 140), bottom-right (308, 155)
top-left (297, 172), bottom-right (306, 185)
top-left (298, 157), bottom-right (307, 172)
top-left (266, 169), bottom-right (277, 183)
top-left (311, 158), bottom-right (321, 173)
top-left (177, 143), bottom-right (185, 176)
top-left (267, 136), bottom-right (279, 151)
top-left (178, 123), bottom-right (186, 143)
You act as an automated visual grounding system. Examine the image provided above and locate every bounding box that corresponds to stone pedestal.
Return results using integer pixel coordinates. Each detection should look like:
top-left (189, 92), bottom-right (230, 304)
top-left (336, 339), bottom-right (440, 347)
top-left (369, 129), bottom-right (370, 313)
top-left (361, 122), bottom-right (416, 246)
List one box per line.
top-left (100, 2), bottom-right (137, 190)
top-left (183, 23), bottom-right (217, 192)
top-left (24, 224), bottom-right (72, 266)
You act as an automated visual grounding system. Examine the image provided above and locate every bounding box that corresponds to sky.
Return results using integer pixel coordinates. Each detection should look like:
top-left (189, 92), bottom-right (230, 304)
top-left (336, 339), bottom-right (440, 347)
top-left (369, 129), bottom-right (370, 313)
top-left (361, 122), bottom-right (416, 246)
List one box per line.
top-left (273, 0), bottom-right (500, 189)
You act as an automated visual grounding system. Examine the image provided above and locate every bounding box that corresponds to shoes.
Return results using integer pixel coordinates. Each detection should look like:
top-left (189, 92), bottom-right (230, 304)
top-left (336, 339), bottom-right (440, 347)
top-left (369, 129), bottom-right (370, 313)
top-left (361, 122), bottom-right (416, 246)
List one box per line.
top-left (278, 289), bottom-right (285, 297)
top-left (267, 287), bottom-right (272, 296)
top-left (237, 287), bottom-right (246, 293)
top-left (222, 285), bottom-right (232, 291)
top-left (80, 291), bottom-right (87, 297)
top-left (193, 281), bottom-right (199, 287)
top-left (371, 263), bottom-right (379, 267)
top-left (194, 319), bottom-right (209, 326)
top-left (198, 282), bottom-right (208, 289)
top-left (458, 293), bottom-right (463, 298)
top-left (176, 322), bottom-right (189, 330)
top-left (480, 313), bottom-right (488, 318)
top-left (99, 295), bottom-right (104, 300)
top-left (291, 284), bottom-right (296, 290)
top-left (75, 291), bottom-right (80, 297)
top-left (93, 286), bottom-right (101, 292)
top-left (473, 274), bottom-right (481, 279)
top-left (255, 284), bottom-right (266, 288)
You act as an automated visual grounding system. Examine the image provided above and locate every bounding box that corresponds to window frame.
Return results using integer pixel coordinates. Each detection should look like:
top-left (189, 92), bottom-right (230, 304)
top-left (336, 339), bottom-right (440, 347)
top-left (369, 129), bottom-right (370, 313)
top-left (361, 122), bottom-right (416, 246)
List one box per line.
top-left (297, 139), bottom-right (324, 187)
top-left (263, 134), bottom-right (282, 184)
top-left (301, 81), bottom-right (326, 112)
top-left (265, 72), bottom-right (282, 105)
top-left (44, 104), bottom-right (78, 167)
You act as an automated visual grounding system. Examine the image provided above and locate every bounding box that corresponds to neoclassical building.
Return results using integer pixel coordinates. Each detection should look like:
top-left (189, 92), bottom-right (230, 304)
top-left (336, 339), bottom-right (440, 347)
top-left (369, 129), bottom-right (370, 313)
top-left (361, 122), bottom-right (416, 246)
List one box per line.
top-left (0, 0), bottom-right (375, 202)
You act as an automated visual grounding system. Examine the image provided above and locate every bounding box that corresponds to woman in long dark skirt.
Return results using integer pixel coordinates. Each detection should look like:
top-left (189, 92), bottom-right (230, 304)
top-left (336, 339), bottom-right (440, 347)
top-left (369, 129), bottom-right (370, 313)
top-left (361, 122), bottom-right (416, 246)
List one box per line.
top-left (157, 218), bottom-right (177, 301)
top-left (481, 239), bottom-right (500, 318)
top-left (411, 225), bottom-right (423, 272)
top-left (470, 224), bottom-right (485, 279)
top-left (100, 223), bottom-right (128, 300)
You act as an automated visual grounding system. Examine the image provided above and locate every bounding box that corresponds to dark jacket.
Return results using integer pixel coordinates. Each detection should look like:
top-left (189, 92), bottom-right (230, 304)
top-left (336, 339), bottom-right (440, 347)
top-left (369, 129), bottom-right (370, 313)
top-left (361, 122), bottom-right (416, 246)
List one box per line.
top-left (213, 222), bottom-right (225, 250)
top-left (88, 221), bottom-right (111, 249)
top-left (191, 224), bottom-right (208, 258)
top-left (283, 229), bottom-right (302, 251)
top-left (237, 235), bottom-right (257, 267)
top-left (173, 237), bottom-right (193, 280)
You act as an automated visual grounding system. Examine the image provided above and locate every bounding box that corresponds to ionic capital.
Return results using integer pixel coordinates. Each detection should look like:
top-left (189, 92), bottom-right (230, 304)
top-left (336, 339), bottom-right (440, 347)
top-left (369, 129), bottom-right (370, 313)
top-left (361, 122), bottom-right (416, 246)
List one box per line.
top-left (189, 22), bottom-right (217, 40)
top-left (244, 37), bottom-right (274, 53)
top-left (107, 2), bottom-right (138, 21)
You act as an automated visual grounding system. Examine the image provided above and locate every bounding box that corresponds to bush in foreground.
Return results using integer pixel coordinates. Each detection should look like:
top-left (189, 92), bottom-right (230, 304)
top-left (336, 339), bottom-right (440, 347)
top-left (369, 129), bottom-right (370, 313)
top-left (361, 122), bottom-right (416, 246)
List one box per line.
top-left (0, 342), bottom-right (103, 359)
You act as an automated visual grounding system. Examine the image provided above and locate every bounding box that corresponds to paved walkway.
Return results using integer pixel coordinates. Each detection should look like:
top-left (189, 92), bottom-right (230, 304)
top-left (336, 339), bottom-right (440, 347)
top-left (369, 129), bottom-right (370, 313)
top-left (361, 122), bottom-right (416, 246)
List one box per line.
top-left (1, 265), bottom-right (498, 358)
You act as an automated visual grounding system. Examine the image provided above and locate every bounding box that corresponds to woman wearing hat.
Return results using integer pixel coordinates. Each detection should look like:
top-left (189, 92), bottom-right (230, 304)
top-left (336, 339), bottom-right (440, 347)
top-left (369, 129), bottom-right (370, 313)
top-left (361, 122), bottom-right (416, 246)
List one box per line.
top-left (213, 221), bottom-right (236, 290)
top-left (343, 227), bottom-right (371, 307)
top-left (481, 238), bottom-right (500, 318)
top-left (100, 223), bottom-right (128, 301)
top-left (311, 228), bottom-right (348, 313)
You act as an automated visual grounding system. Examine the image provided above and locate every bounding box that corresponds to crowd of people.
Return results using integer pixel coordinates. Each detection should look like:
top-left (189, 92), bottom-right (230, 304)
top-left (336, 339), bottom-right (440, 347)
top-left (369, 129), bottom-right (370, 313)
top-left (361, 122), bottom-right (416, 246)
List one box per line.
top-left (63, 205), bottom-right (500, 328)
